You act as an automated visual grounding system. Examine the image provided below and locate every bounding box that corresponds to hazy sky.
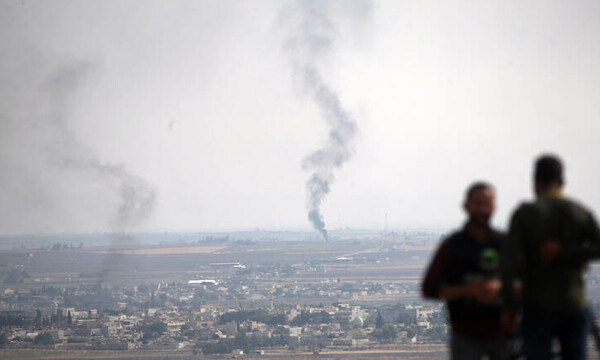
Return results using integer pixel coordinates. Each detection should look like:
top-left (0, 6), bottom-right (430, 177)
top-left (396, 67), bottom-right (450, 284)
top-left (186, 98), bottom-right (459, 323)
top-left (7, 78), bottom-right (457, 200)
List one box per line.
top-left (1, 0), bottom-right (599, 236)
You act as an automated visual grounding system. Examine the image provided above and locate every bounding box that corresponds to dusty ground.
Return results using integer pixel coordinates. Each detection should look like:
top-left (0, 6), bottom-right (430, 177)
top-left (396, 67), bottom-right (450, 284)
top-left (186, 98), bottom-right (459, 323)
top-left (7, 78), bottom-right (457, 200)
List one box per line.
top-left (89, 246), bottom-right (227, 255)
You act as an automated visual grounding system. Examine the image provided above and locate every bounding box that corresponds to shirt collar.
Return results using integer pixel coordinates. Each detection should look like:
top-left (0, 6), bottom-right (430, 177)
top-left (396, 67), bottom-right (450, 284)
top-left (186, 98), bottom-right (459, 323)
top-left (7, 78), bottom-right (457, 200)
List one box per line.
top-left (462, 222), bottom-right (495, 241)
top-left (537, 189), bottom-right (563, 199)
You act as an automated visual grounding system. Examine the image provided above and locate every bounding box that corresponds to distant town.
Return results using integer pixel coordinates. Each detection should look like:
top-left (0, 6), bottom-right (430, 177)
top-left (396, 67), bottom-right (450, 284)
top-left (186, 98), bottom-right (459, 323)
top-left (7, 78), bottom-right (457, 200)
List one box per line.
top-left (0, 229), bottom-right (599, 358)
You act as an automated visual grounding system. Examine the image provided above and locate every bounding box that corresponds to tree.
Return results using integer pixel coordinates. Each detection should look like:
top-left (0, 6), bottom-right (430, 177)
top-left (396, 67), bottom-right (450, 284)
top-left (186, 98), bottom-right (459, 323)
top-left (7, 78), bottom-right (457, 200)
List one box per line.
top-left (148, 321), bottom-right (167, 334)
top-left (34, 310), bottom-right (42, 329)
top-left (396, 309), bottom-right (416, 325)
top-left (425, 325), bottom-right (447, 342)
top-left (405, 327), bottom-right (417, 340)
top-left (159, 293), bottom-right (168, 303)
top-left (141, 321), bottom-right (168, 340)
top-left (341, 283), bottom-right (356, 292)
top-left (5, 269), bottom-right (29, 284)
top-left (290, 310), bottom-right (331, 326)
top-left (203, 340), bottom-right (233, 354)
top-left (382, 324), bottom-right (397, 340)
top-left (34, 332), bottom-right (53, 345)
top-left (376, 313), bottom-right (385, 329)
top-left (372, 324), bottom-right (397, 342)
top-left (0, 314), bottom-right (32, 329)
top-left (234, 330), bottom-right (249, 351)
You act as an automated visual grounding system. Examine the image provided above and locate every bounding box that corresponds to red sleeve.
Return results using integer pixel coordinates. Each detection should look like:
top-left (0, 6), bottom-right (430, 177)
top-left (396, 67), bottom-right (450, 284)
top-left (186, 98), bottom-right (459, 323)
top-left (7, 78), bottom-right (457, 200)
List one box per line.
top-left (422, 239), bottom-right (451, 299)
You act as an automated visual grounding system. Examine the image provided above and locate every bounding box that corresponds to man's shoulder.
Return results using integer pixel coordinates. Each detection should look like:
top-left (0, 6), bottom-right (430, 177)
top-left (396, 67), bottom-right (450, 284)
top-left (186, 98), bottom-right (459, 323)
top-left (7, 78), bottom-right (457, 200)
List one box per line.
top-left (430, 231), bottom-right (461, 254)
top-left (489, 228), bottom-right (507, 240)
top-left (510, 201), bottom-right (541, 223)
top-left (535, 196), bottom-right (594, 220)
top-left (514, 197), bottom-right (596, 224)
top-left (442, 228), bottom-right (505, 242)
top-left (562, 196), bottom-right (596, 223)
top-left (444, 229), bottom-right (466, 243)
top-left (562, 196), bottom-right (592, 212)
top-left (514, 201), bottom-right (537, 214)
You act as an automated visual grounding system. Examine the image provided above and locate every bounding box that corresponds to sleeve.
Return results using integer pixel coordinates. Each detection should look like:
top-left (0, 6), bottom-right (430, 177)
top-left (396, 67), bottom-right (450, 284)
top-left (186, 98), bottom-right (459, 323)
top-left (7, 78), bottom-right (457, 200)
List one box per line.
top-left (501, 206), bottom-right (525, 310)
top-left (557, 210), bottom-right (600, 264)
top-left (421, 239), bottom-right (451, 299)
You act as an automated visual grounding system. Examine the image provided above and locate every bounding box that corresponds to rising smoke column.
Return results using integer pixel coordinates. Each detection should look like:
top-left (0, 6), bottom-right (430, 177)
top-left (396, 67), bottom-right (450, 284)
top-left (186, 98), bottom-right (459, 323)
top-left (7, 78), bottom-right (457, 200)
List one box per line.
top-left (285, 1), bottom-right (370, 240)
top-left (43, 62), bottom-right (157, 231)
top-left (302, 68), bottom-right (356, 241)
top-left (42, 62), bottom-right (156, 287)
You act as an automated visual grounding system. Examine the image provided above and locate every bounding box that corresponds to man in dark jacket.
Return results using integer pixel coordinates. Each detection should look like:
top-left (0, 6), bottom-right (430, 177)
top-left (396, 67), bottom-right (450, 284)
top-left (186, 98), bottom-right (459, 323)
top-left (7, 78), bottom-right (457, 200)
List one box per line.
top-left (502, 154), bottom-right (600, 360)
top-left (423, 182), bottom-right (508, 360)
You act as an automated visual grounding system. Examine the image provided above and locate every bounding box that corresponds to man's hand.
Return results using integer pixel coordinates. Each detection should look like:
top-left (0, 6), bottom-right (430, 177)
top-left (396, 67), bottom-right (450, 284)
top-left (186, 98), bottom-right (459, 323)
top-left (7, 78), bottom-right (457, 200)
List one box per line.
top-left (512, 279), bottom-right (523, 298)
top-left (469, 278), bottom-right (501, 305)
top-left (541, 239), bottom-right (561, 264)
top-left (501, 310), bottom-right (517, 336)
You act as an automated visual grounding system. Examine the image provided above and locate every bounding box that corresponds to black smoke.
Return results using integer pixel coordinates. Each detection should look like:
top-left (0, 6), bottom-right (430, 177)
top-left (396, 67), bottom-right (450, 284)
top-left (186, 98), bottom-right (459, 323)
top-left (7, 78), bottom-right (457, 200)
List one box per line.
top-left (284, 1), bottom-right (371, 240)
top-left (42, 62), bottom-right (156, 287)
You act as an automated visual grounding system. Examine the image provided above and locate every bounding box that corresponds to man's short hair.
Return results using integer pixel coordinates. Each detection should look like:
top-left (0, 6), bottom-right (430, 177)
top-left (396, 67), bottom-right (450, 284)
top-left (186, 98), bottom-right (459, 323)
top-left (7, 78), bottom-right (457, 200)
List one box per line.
top-left (465, 182), bottom-right (493, 202)
top-left (535, 154), bottom-right (563, 183)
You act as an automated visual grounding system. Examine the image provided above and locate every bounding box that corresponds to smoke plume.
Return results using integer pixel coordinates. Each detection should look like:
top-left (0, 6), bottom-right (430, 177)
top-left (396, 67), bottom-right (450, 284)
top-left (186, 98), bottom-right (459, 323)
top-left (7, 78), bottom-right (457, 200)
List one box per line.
top-left (284, 1), bottom-right (370, 240)
top-left (58, 158), bottom-right (157, 230)
top-left (42, 62), bottom-right (156, 287)
top-left (42, 63), bottom-right (157, 231)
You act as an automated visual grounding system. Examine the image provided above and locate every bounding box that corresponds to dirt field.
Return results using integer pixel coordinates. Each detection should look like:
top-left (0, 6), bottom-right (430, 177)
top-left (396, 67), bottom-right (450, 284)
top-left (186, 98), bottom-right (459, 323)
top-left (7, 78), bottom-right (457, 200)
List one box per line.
top-left (88, 246), bottom-right (226, 255)
top-left (0, 349), bottom-right (449, 359)
top-left (0, 240), bottom-right (434, 288)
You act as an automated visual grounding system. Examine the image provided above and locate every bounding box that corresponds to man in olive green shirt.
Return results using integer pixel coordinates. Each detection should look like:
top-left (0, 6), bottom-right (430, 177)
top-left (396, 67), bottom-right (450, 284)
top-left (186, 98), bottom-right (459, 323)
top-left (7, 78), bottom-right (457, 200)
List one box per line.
top-left (502, 154), bottom-right (600, 360)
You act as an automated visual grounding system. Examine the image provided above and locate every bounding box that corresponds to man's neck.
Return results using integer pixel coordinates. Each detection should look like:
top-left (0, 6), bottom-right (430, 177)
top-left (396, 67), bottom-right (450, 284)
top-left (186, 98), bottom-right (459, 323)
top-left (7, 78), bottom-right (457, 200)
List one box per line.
top-left (537, 188), bottom-right (563, 199)
top-left (465, 221), bottom-right (491, 241)
top-left (536, 182), bottom-right (563, 198)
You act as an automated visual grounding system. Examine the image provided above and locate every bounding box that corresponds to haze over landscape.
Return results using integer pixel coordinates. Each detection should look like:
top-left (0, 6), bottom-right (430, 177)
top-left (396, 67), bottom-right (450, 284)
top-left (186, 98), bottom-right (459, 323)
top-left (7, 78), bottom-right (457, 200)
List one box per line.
top-left (1, 1), bottom-right (600, 237)
top-left (2, 2), bottom-right (600, 358)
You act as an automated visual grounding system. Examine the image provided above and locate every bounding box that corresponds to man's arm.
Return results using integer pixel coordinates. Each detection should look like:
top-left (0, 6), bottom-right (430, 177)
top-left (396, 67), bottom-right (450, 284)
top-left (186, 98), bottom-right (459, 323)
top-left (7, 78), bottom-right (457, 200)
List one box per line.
top-left (441, 279), bottom-right (500, 304)
top-left (501, 206), bottom-right (525, 311)
top-left (554, 211), bottom-right (600, 264)
top-left (500, 206), bottom-right (526, 335)
top-left (542, 210), bottom-right (600, 265)
top-left (422, 240), bottom-right (451, 299)
top-left (422, 238), bottom-right (499, 304)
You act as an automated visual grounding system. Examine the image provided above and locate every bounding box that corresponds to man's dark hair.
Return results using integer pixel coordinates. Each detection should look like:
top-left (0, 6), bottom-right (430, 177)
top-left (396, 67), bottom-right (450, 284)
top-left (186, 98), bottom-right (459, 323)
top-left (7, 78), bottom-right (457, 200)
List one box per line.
top-left (535, 154), bottom-right (563, 184)
top-left (465, 181), bottom-right (493, 202)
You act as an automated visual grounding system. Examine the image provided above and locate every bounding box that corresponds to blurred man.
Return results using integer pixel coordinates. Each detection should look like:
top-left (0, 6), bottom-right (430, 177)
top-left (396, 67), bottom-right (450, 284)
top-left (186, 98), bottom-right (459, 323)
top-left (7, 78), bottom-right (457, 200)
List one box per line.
top-left (502, 154), bottom-right (600, 360)
top-left (423, 182), bottom-right (508, 360)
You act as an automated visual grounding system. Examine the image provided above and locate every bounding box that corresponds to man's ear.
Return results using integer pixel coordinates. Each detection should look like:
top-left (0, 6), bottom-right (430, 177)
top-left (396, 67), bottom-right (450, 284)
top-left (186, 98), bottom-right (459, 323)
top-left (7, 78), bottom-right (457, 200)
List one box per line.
top-left (534, 180), bottom-right (541, 195)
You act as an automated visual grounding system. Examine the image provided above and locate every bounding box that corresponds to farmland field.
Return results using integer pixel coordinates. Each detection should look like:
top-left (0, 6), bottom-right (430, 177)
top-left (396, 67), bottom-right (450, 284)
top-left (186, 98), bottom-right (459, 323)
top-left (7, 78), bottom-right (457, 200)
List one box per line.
top-left (90, 246), bottom-right (227, 255)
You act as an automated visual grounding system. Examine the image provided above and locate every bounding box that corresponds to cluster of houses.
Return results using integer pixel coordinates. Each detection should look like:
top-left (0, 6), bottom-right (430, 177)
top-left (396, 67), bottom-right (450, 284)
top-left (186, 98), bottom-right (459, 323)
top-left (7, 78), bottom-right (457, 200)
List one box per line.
top-left (0, 281), bottom-right (446, 353)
